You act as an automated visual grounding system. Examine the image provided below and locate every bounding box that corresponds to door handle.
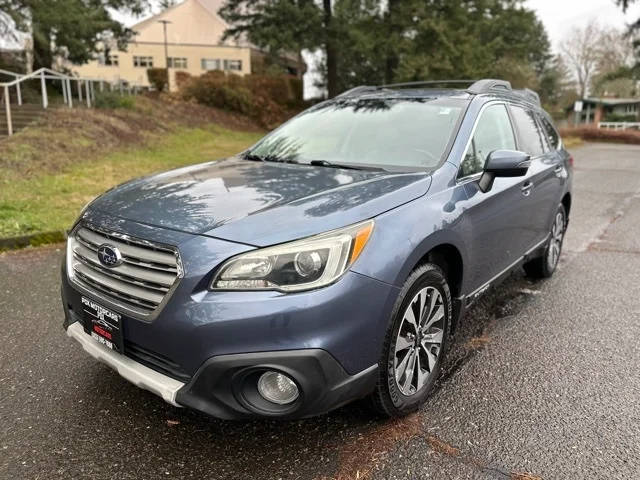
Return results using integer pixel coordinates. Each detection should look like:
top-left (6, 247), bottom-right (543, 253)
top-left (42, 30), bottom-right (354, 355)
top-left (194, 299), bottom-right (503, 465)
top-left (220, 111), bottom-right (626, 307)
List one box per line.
top-left (554, 165), bottom-right (563, 175)
top-left (521, 181), bottom-right (533, 196)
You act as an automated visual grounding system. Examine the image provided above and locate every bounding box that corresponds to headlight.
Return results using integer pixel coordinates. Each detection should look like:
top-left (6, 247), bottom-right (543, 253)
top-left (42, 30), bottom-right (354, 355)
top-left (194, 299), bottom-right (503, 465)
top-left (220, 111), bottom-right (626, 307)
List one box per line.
top-left (211, 220), bottom-right (374, 292)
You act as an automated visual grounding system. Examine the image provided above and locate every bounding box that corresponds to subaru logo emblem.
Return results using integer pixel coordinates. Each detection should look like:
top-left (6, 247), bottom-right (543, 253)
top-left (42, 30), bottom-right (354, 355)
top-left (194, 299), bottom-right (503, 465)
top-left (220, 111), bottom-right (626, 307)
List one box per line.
top-left (97, 244), bottom-right (122, 268)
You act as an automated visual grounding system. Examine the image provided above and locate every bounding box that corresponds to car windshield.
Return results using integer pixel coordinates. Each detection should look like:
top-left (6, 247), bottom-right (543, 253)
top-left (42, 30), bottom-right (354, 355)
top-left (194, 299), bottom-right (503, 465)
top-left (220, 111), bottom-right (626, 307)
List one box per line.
top-left (249, 97), bottom-right (467, 170)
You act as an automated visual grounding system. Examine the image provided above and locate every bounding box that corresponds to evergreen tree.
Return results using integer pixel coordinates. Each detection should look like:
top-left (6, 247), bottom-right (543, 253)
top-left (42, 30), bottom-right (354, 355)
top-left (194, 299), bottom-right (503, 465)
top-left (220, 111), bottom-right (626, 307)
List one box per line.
top-left (0, 0), bottom-right (149, 70)
top-left (219, 0), bottom-right (339, 95)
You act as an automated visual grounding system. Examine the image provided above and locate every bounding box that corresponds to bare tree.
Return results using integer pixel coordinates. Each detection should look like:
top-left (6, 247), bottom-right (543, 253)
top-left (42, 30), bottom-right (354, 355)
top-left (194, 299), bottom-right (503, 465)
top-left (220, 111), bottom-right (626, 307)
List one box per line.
top-left (596, 26), bottom-right (635, 72)
top-left (592, 26), bottom-right (637, 96)
top-left (560, 21), bottom-right (602, 98)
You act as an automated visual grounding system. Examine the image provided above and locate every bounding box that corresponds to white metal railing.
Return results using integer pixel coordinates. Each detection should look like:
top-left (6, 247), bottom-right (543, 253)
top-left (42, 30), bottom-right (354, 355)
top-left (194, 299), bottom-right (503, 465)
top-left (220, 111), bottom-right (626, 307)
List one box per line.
top-left (597, 121), bottom-right (640, 131)
top-left (1, 67), bottom-right (142, 136)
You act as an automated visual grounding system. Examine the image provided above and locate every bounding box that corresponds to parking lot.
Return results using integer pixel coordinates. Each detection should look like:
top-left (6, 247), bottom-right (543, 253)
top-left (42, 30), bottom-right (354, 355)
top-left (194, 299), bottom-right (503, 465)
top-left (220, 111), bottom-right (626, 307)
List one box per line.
top-left (1, 142), bottom-right (639, 479)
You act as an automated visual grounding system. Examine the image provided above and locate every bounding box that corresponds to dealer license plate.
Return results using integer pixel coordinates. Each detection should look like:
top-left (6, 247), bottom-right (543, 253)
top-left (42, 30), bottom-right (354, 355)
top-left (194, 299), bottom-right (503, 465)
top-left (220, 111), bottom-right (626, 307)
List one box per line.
top-left (81, 296), bottom-right (124, 353)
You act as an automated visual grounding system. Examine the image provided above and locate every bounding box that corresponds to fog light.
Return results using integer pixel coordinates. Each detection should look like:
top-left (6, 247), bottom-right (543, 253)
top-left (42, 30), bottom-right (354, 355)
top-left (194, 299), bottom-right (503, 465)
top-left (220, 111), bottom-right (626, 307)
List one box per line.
top-left (257, 371), bottom-right (299, 405)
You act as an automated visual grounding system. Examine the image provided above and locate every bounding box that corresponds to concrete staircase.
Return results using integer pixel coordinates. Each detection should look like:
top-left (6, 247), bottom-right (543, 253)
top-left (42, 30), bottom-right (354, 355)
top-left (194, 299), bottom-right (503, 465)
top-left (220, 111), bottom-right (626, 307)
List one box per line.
top-left (0, 103), bottom-right (62, 136)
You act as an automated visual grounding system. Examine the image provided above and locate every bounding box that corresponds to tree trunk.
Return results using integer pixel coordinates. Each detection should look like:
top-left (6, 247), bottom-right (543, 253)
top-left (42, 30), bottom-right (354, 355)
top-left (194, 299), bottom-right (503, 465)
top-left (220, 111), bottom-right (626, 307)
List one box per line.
top-left (32, 22), bottom-right (53, 70)
top-left (323, 0), bottom-right (338, 98)
top-left (384, 0), bottom-right (399, 84)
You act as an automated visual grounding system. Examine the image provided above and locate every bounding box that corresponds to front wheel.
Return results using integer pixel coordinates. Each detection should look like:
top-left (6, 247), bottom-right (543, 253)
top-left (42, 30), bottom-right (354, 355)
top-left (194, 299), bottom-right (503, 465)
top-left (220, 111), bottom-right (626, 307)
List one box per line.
top-left (369, 264), bottom-right (451, 417)
top-left (524, 204), bottom-right (566, 279)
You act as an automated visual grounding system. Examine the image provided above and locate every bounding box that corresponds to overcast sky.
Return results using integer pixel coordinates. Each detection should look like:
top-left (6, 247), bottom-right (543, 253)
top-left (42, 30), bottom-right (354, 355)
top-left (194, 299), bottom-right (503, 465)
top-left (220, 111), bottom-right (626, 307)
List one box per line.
top-left (527, 0), bottom-right (640, 49)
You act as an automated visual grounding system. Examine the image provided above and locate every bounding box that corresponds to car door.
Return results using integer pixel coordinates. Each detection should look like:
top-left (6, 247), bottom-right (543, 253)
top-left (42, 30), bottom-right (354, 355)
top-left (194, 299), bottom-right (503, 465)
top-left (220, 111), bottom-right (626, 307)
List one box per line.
top-left (458, 103), bottom-right (531, 292)
top-left (537, 113), bottom-right (566, 232)
top-left (508, 105), bottom-right (561, 249)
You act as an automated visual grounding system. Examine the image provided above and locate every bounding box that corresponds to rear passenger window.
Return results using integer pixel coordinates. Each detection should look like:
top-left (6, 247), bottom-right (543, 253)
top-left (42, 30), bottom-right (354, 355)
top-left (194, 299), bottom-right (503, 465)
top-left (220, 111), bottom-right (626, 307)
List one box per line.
top-left (539, 116), bottom-right (560, 150)
top-left (459, 104), bottom-right (516, 178)
top-left (510, 106), bottom-right (546, 156)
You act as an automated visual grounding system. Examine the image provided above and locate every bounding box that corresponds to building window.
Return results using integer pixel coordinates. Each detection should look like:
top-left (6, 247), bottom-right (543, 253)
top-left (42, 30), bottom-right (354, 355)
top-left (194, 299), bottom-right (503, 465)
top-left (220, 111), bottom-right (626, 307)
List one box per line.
top-left (167, 57), bottom-right (187, 69)
top-left (133, 56), bottom-right (154, 67)
top-left (224, 59), bottom-right (242, 71)
top-left (97, 54), bottom-right (119, 66)
top-left (625, 104), bottom-right (638, 114)
top-left (201, 58), bottom-right (221, 71)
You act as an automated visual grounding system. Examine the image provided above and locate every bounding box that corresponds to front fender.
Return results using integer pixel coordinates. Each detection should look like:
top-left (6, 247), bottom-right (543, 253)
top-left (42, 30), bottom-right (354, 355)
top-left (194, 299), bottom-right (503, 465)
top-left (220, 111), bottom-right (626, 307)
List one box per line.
top-left (350, 178), bottom-right (470, 291)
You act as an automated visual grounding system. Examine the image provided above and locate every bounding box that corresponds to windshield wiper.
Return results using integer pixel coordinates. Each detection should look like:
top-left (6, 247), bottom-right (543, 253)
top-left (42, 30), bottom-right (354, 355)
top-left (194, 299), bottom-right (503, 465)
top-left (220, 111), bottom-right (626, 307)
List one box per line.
top-left (243, 152), bottom-right (266, 162)
top-left (243, 152), bottom-right (298, 164)
top-left (309, 160), bottom-right (385, 172)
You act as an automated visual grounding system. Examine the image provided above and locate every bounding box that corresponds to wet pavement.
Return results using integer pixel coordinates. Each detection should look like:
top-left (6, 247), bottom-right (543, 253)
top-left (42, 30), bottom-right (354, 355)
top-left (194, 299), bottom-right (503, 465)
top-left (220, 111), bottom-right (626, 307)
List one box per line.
top-left (1, 143), bottom-right (639, 479)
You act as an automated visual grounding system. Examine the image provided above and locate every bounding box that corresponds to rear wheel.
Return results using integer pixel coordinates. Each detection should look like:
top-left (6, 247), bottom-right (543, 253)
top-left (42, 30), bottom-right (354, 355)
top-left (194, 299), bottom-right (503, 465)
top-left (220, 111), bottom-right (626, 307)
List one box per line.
top-left (369, 264), bottom-right (451, 417)
top-left (524, 204), bottom-right (566, 279)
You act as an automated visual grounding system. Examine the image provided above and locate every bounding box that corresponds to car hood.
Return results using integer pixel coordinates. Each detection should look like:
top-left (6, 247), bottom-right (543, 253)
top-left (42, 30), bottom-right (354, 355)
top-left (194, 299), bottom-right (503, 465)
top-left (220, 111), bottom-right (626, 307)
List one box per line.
top-left (90, 157), bottom-right (431, 246)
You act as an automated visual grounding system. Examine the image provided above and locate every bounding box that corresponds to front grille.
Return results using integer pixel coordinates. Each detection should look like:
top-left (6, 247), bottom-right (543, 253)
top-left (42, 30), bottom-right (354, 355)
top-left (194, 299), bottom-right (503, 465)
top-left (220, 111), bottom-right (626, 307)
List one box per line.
top-left (68, 225), bottom-right (182, 318)
top-left (124, 341), bottom-right (191, 382)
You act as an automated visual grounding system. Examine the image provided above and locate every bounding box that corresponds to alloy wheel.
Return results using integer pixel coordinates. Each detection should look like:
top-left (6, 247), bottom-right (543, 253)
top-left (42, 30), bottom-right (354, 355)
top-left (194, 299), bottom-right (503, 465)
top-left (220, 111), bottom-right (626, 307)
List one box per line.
top-left (393, 286), bottom-right (445, 396)
top-left (547, 211), bottom-right (565, 270)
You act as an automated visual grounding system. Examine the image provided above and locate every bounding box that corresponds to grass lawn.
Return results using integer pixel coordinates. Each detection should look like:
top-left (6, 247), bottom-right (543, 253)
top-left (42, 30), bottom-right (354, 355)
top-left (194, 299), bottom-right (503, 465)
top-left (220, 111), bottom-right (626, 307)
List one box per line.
top-left (0, 126), bottom-right (263, 238)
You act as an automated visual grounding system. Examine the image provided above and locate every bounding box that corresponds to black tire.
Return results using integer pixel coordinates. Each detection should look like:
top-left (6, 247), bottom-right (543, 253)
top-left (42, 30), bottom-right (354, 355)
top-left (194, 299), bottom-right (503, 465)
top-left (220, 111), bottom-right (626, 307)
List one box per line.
top-left (369, 263), bottom-right (451, 417)
top-left (524, 204), bottom-right (567, 279)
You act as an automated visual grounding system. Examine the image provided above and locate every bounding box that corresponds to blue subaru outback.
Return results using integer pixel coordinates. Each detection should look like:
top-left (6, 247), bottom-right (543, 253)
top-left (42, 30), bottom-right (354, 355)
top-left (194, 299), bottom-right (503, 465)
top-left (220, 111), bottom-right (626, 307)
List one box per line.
top-left (61, 79), bottom-right (572, 419)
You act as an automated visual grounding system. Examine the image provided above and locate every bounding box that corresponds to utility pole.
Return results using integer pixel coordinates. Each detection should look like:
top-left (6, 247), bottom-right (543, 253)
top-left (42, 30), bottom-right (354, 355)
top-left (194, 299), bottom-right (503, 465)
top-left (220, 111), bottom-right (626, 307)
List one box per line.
top-left (158, 20), bottom-right (172, 91)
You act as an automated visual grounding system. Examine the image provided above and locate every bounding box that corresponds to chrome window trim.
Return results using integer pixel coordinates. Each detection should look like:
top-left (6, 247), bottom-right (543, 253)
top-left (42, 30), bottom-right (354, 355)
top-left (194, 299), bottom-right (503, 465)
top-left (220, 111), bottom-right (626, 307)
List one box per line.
top-left (455, 100), bottom-right (515, 184)
top-left (67, 222), bottom-right (184, 322)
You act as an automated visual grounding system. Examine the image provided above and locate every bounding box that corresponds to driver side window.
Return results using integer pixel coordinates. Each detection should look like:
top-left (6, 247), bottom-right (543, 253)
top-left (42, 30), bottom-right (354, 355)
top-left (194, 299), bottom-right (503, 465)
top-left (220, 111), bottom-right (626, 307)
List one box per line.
top-left (459, 104), bottom-right (516, 178)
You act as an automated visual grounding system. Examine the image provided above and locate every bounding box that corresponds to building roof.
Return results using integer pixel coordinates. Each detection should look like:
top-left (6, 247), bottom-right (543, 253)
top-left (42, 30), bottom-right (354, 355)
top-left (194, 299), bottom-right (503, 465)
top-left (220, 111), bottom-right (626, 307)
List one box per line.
top-left (196, 0), bottom-right (229, 27)
top-left (131, 0), bottom-right (246, 47)
top-left (583, 97), bottom-right (640, 106)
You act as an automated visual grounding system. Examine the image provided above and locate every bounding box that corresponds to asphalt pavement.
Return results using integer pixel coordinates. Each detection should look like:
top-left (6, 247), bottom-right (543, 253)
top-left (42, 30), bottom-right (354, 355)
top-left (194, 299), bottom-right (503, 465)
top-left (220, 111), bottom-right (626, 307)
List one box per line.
top-left (1, 143), bottom-right (639, 480)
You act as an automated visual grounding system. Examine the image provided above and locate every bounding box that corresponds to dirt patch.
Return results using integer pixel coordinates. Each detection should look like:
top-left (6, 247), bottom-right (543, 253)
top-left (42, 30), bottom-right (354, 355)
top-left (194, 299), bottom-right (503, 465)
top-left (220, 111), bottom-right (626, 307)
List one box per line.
top-left (425, 435), bottom-right (461, 457)
top-left (319, 413), bottom-right (421, 480)
top-left (466, 334), bottom-right (491, 350)
top-left (511, 473), bottom-right (543, 480)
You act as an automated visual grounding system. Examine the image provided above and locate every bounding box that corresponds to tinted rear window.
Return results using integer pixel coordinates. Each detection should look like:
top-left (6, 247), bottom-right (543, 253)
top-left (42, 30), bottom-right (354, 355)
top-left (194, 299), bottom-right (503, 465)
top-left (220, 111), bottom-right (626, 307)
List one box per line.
top-left (510, 105), bottom-right (547, 156)
top-left (539, 115), bottom-right (560, 150)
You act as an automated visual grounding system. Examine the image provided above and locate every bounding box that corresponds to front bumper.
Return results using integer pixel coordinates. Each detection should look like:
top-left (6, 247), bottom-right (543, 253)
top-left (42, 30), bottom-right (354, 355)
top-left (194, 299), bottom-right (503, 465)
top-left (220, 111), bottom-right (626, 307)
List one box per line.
top-left (66, 322), bottom-right (185, 406)
top-left (65, 313), bottom-right (378, 419)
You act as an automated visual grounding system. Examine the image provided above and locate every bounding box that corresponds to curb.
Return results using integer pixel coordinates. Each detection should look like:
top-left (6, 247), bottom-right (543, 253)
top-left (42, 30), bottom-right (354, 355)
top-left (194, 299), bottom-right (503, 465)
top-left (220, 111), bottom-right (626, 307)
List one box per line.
top-left (0, 230), bottom-right (67, 252)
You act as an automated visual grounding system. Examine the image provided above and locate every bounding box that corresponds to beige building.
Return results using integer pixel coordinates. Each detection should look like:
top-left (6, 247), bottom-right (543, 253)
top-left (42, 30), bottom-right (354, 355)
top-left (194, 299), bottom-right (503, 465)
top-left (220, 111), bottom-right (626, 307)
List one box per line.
top-left (71, 0), bottom-right (305, 89)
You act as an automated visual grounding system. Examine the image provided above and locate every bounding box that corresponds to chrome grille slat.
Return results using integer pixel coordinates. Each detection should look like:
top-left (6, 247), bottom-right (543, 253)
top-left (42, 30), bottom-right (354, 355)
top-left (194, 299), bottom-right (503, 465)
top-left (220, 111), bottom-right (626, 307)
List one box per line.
top-left (68, 225), bottom-right (182, 318)
top-left (73, 261), bottom-right (164, 305)
top-left (73, 254), bottom-right (170, 293)
top-left (75, 274), bottom-right (155, 315)
top-left (72, 242), bottom-right (174, 288)
top-left (74, 272), bottom-right (157, 312)
top-left (76, 235), bottom-right (178, 274)
top-left (77, 228), bottom-right (177, 267)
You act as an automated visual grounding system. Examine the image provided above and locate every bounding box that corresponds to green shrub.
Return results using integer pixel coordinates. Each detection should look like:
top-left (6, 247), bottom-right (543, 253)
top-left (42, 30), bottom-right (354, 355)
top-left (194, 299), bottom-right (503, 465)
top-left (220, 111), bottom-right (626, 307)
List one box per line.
top-left (94, 91), bottom-right (135, 109)
top-left (602, 113), bottom-right (637, 123)
top-left (180, 72), bottom-right (303, 128)
top-left (147, 68), bottom-right (168, 92)
top-left (175, 71), bottom-right (192, 90)
top-left (182, 72), bottom-right (252, 114)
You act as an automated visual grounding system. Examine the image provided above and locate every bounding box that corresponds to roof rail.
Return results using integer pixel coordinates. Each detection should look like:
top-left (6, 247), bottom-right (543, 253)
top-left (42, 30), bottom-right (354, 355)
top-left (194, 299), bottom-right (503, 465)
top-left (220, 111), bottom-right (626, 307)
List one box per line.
top-left (337, 79), bottom-right (541, 102)
top-left (336, 85), bottom-right (380, 98)
top-left (382, 80), bottom-right (475, 89)
top-left (514, 88), bottom-right (541, 106)
top-left (467, 79), bottom-right (512, 94)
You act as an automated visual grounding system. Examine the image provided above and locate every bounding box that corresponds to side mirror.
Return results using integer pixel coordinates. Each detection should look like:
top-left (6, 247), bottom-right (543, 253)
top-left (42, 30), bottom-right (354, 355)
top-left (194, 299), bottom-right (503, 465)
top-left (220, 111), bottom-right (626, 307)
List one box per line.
top-left (478, 150), bottom-right (531, 193)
